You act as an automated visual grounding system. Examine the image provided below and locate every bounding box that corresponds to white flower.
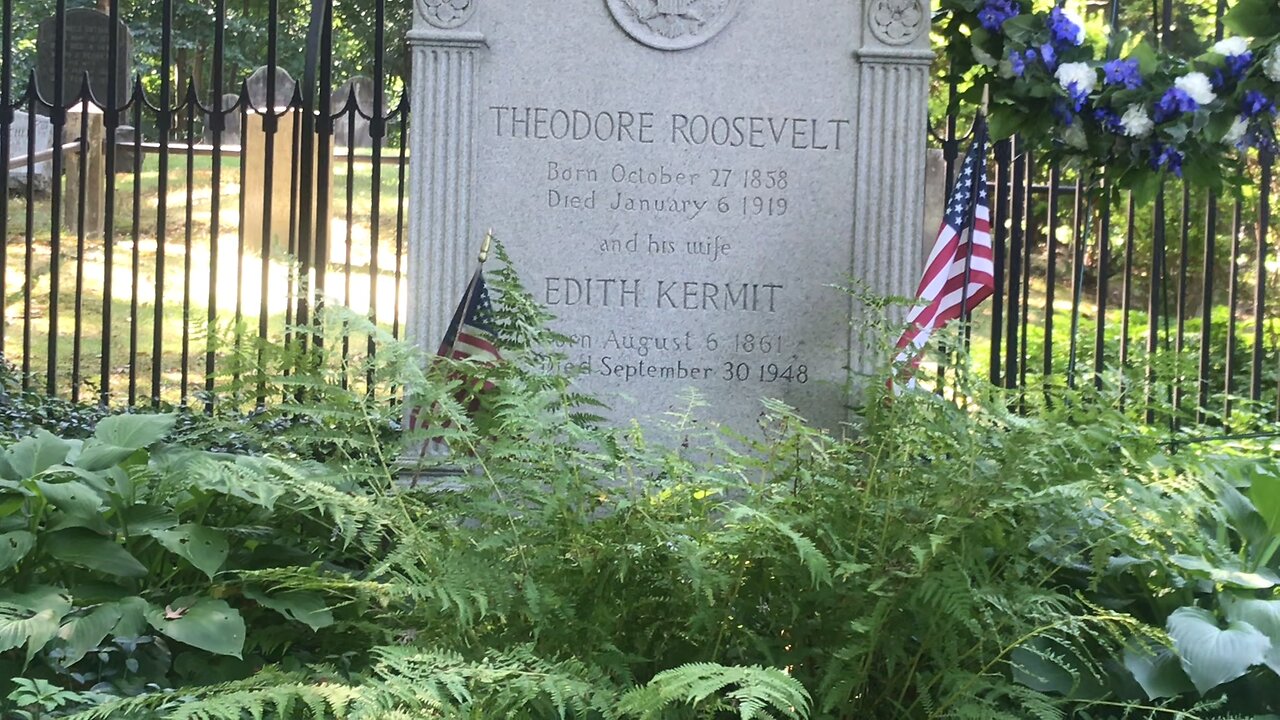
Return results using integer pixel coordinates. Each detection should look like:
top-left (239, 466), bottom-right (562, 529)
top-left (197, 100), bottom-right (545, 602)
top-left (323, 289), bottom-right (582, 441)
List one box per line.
top-left (1060, 8), bottom-right (1087, 45)
top-left (1223, 116), bottom-right (1248, 145)
top-left (1120, 104), bottom-right (1154, 138)
top-left (1211, 36), bottom-right (1250, 57)
top-left (1266, 45), bottom-right (1280, 83)
top-left (1055, 62), bottom-right (1097, 95)
top-left (1174, 72), bottom-right (1217, 106)
top-left (972, 45), bottom-right (997, 68)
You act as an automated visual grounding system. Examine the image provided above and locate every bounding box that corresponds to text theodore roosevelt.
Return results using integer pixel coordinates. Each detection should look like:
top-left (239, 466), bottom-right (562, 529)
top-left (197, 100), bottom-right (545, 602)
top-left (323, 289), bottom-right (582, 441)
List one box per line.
top-left (490, 106), bottom-right (852, 151)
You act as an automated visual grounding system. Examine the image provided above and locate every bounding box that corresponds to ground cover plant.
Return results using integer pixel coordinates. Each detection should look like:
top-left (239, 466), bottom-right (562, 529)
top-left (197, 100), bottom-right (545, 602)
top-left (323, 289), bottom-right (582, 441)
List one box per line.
top-left (1, 257), bottom-right (1279, 718)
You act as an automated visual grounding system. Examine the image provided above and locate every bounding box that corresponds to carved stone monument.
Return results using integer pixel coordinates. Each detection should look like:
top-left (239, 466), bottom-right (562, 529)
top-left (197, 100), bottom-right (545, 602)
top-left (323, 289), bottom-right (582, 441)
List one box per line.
top-left (406, 0), bottom-right (933, 430)
top-left (35, 8), bottom-right (132, 111)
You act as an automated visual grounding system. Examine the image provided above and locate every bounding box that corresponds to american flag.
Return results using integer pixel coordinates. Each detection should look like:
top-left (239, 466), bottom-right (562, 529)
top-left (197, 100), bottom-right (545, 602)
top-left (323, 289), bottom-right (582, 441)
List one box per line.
top-left (438, 269), bottom-right (502, 367)
top-left (893, 120), bottom-right (994, 379)
top-left (408, 267), bottom-right (502, 443)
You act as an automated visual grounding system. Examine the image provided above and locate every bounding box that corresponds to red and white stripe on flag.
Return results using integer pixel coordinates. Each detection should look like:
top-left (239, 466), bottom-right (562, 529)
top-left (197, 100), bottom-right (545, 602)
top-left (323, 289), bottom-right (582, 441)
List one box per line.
top-left (892, 122), bottom-right (994, 384)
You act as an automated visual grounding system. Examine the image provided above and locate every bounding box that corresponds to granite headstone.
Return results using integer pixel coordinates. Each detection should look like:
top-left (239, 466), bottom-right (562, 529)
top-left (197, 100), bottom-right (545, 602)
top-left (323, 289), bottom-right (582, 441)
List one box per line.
top-left (407, 0), bottom-right (934, 431)
top-left (332, 77), bottom-right (381, 148)
top-left (35, 8), bottom-right (131, 111)
top-left (7, 111), bottom-right (54, 193)
top-left (246, 66), bottom-right (296, 112)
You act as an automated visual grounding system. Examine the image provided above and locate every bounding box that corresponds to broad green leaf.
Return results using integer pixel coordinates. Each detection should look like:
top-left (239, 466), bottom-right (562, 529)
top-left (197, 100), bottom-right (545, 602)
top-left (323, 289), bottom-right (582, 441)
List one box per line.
top-left (91, 414), bottom-right (176, 452)
top-left (56, 603), bottom-right (124, 667)
top-left (1224, 597), bottom-right (1280, 676)
top-left (0, 531), bottom-right (35, 572)
top-left (1224, 0), bottom-right (1280, 37)
top-left (0, 587), bottom-right (72, 667)
top-left (1169, 554), bottom-right (1279, 589)
top-left (150, 525), bottom-right (229, 579)
top-left (145, 598), bottom-right (245, 658)
top-left (112, 596), bottom-right (150, 638)
top-left (1168, 607), bottom-right (1272, 694)
top-left (34, 480), bottom-right (105, 519)
top-left (1250, 472), bottom-right (1280, 537)
top-left (43, 529), bottom-right (147, 578)
top-left (118, 505), bottom-right (179, 536)
top-left (1012, 637), bottom-right (1105, 699)
top-left (243, 589), bottom-right (334, 631)
top-left (4, 432), bottom-right (73, 479)
top-left (1126, 40), bottom-right (1158, 75)
top-left (1124, 638), bottom-right (1195, 700)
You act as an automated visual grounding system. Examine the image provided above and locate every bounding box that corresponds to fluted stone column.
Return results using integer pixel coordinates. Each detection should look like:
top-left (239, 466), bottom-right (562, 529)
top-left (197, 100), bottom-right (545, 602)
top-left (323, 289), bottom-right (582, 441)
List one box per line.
top-left (851, 0), bottom-right (933, 365)
top-left (405, 0), bottom-right (484, 359)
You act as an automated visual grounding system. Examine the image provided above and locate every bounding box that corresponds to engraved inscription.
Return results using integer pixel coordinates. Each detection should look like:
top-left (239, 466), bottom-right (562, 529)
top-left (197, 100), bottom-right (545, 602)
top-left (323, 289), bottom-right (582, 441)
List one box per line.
top-left (606, 0), bottom-right (743, 51)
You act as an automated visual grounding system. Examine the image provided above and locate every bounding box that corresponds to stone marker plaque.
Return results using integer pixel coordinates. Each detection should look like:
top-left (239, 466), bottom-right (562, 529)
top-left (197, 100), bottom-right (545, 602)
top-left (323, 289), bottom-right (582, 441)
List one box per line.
top-left (408, 0), bottom-right (932, 431)
top-left (7, 111), bottom-right (54, 192)
top-left (36, 8), bottom-right (132, 111)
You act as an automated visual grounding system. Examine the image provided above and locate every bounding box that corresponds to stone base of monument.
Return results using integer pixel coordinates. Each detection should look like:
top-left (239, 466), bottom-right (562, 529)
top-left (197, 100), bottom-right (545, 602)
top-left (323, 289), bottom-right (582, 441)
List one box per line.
top-left (241, 109), bottom-right (333, 258)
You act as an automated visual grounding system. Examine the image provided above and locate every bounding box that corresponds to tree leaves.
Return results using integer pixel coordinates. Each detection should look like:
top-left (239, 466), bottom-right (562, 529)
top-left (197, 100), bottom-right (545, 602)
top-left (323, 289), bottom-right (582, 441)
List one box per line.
top-left (1167, 607), bottom-right (1272, 694)
top-left (145, 599), bottom-right (246, 658)
top-left (55, 603), bottom-right (124, 667)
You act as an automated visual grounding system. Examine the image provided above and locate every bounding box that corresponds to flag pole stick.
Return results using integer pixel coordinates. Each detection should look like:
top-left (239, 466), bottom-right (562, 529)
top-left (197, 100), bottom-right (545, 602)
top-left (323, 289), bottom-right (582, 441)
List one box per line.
top-left (960, 102), bottom-right (989, 354)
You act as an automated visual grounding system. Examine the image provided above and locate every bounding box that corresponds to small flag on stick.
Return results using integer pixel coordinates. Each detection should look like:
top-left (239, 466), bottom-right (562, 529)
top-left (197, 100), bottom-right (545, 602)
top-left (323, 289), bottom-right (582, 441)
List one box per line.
top-left (892, 117), bottom-right (995, 385)
top-left (408, 234), bottom-right (503, 448)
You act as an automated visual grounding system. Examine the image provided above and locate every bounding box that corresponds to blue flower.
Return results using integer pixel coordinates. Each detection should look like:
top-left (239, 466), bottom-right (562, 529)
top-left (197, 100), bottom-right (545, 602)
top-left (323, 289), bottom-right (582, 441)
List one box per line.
top-left (1243, 90), bottom-right (1276, 118)
top-left (1009, 49), bottom-right (1029, 77)
top-left (1226, 51), bottom-right (1254, 78)
top-left (1094, 107), bottom-right (1123, 133)
top-left (1154, 87), bottom-right (1197, 123)
top-left (1103, 59), bottom-right (1142, 89)
top-left (1047, 7), bottom-right (1085, 48)
top-left (1051, 99), bottom-right (1075, 126)
top-left (977, 0), bottom-right (1020, 32)
top-left (1038, 43), bottom-right (1058, 71)
top-left (1150, 143), bottom-right (1184, 177)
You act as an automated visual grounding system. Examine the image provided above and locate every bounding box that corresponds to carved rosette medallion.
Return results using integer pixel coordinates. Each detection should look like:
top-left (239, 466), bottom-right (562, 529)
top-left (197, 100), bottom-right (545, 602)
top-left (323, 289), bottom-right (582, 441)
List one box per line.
top-left (418, 0), bottom-right (475, 29)
top-left (868, 0), bottom-right (925, 46)
top-left (606, 0), bottom-right (742, 51)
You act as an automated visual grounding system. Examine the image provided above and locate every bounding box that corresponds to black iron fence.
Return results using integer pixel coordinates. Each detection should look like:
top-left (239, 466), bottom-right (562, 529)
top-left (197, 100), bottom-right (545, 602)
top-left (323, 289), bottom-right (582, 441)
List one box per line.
top-left (1, 0), bottom-right (408, 409)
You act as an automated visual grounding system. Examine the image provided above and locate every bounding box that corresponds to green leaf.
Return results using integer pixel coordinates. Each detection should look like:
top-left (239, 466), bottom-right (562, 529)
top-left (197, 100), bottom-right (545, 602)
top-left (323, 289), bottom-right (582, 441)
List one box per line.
top-left (4, 432), bottom-right (73, 479)
top-left (1167, 607), bottom-right (1272, 694)
top-left (145, 598), bottom-right (245, 658)
top-left (112, 596), bottom-right (150, 638)
top-left (150, 525), bottom-right (229, 579)
top-left (34, 480), bottom-right (105, 519)
top-left (118, 505), bottom-right (179, 536)
top-left (1223, 597), bottom-right (1280, 676)
top-left (43, 529), bottom-right (147, 578)
top-left (91, 414), bottom-right (176, 452)
top-left (0, 587), bottom-right (72, 667)
top-left (1250, 471), bottom-right (1280, 537)
top-left (243, 589), bottom-right (334, 631)
top-left (55, 603), bottom-right (124, 667)
top-left (1224, 0), bottom-right (1280, 37)
top-left (1124, 638), bottom-right (1194, 700)
top-left (1012, 637), bottom-right (1106, 699)
top-left (1126, 40), bottom-right (1158, 76)
top-left (0, 531), bottom-right (35, 572)
top-left (1169, 554), bottom-right (1279, 589)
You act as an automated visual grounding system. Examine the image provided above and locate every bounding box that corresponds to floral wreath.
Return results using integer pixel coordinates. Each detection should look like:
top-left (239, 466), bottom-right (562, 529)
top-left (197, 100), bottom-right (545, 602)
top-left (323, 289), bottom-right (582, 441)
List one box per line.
top-left (939, 0), bottom-right (1280, 198)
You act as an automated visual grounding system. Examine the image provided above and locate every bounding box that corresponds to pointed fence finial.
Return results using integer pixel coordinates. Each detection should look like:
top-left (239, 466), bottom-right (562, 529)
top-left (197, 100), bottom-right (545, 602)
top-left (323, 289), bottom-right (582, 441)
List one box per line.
top-left (478, 230), bottom-right (493, 265)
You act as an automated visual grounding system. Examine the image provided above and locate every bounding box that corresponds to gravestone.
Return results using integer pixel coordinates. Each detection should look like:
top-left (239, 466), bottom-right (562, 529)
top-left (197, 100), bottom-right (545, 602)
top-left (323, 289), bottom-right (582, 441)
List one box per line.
top-left (203, 93), bottom-right (243, 146)
top-left (406, 0), bottom-right (933, 431)
top-left (240, 67), bottom-right (332, 255)
top-left (7, 111), bottom-right (54, 193)
top-left (35, 8), bottom-right (132, 111)
top-left (332, 77), bottom-right (380, 148)
top-left (246, 66), bottom-right (296, 112)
